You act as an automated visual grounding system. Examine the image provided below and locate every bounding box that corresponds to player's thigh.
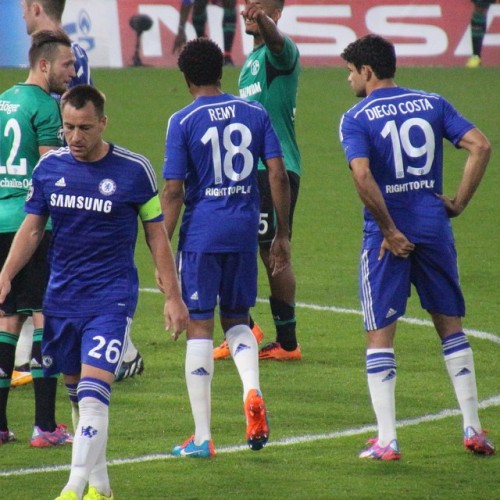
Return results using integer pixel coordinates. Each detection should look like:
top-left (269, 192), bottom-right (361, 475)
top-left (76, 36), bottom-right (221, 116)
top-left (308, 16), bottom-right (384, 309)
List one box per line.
top-left (43, 316), bottom-right (83, 376)
top-left (219, 252), bottom-right (258, 313)
top-left (81, 314), bottom-right (131, 377)
top-left (411, 243), bottom-right (465, 317)
top-left (257, 170), bottom-right (300, 245)
top-left (359, 248), bottom-right (411, 331)
top-left (178, 251), bottom-right (220, 315)
top-left (15, 232), bottom-right (50, 314)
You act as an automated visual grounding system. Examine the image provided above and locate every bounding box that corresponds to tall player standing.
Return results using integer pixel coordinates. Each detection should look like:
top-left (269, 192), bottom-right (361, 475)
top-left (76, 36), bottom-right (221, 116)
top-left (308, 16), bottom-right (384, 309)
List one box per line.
top-left (161, 38), bottom-right (290, 457)
top-left (339, 34), bottom-right (495, 459)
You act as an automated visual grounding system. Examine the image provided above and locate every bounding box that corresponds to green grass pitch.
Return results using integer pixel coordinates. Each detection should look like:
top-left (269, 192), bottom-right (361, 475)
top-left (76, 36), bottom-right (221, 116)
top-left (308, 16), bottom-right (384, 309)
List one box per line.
top-left (0, 65), bottom-right (499, 499)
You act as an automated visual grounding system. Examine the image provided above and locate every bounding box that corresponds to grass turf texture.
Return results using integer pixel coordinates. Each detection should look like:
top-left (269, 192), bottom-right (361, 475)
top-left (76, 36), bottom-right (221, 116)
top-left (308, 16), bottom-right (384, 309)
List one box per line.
top-left (0, 66), bottom-right (498, 499)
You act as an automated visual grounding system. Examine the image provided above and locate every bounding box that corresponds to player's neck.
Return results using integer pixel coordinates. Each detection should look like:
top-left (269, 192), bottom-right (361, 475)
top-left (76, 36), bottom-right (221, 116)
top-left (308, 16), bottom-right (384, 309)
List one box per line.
top-left (25, 72), bottom-right (50, 94)
top-left (253, 34), bottom-right (265, 49)
top-left (190, 85), bottom-right (223, 99)
top-left (32, 17), bottom-right (61, 33)
top-left (87, 140), bottom-right (110, 162)
top-left (367, 79), bottom-right (396, 96)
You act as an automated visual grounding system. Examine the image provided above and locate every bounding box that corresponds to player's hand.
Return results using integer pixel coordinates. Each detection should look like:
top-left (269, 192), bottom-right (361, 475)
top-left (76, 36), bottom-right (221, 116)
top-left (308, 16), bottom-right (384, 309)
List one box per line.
top-left (378, 230), bottom-right (415, 260)
top-left (164, 296), bottom-right (189, 340)
top-left (172, 31), bottom-right (187, 54)
top-left (241, 3), bottom-right (264, 22)
top-left (269, 236), bottom-right (291, 276)
top-left (436, 193), bottom-right (464, 218)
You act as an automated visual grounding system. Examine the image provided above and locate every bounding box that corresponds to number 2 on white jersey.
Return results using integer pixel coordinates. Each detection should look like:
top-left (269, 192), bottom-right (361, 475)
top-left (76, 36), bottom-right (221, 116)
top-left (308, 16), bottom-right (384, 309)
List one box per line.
top-left (381, 118), bottom-right (435, 179)
top-left (0, 118), bottom-right (28, 175)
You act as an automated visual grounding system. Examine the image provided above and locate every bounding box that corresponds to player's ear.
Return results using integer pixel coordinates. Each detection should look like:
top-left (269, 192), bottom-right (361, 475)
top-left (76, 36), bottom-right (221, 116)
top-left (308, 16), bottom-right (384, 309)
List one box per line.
top-left (32, 1), bottom-right (42, 17)
top-left (272, 8), bottom-right (282, 23)
top-left (39, 57), bottom-right (49, 74)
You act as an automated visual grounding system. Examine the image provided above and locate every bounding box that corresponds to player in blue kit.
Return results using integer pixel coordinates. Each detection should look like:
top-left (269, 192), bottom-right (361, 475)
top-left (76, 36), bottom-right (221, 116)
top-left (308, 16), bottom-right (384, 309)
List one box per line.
top-left (0, 85), bottom-right (188, 499)
top-left (161, 38), bottom-right (290, 457)
top-left (16, 0), bottom-right (146, 390)
top-left (339, 34), bottom-right (495, 459)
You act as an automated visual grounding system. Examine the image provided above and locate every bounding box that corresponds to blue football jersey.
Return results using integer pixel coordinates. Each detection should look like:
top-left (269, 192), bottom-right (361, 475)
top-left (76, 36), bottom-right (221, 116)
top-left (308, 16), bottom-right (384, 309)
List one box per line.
top-left (163, 93), bottom-right (282, 252)
top-left (339, 86), bottom-right (474, 246)
top-left (26, 144), bottom-right (161, 317)
top-left (70, 42), bottom-right (93, 87)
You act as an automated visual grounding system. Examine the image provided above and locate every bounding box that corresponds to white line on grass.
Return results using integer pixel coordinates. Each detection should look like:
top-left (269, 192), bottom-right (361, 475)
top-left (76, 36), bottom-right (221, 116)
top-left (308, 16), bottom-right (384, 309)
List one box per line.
top-left (141, 288), bottom-right (500, 344)
top-left (2, 292), bottom-right (498, 478)
top-left (2, 394), bottom-right (499, 477)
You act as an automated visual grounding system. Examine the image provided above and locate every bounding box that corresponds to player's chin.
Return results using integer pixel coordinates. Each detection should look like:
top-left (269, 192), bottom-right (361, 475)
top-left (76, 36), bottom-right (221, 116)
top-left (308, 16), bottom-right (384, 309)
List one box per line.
top-left (245, 24), bottom-right (258, 35)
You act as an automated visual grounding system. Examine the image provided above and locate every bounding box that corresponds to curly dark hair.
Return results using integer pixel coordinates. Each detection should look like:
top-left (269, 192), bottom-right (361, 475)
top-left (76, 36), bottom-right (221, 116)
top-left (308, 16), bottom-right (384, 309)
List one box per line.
top-left (340, 34), bottom-right (396, 80)
top-left (178, 38), bottom-right (223, 86)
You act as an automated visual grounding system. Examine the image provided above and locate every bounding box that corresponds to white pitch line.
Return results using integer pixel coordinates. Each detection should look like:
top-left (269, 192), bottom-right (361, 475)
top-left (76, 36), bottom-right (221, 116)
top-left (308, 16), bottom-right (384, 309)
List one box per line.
top-left (140, 288), bottom-right (500, 344)
top-left (2, 394), bottom-right (500, 478)
top-left (3, 292), bottom-right (497, 478)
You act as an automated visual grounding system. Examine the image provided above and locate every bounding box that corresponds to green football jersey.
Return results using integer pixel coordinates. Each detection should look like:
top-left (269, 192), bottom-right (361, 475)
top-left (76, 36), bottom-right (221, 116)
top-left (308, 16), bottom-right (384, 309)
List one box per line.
top-left (239, 36), bottom-right (302, 175)
top-left (0, 84), bottom-right (62, 232)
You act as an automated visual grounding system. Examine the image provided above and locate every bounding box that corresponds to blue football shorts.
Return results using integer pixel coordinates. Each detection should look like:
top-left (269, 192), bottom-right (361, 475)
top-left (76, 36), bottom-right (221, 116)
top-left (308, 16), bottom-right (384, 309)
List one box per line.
top-left (359, 242), bottom-right (465, 331)
top-left (177, 251), bottom-right (257, 320)
top-left (42, 313), bottom-right (131, 377)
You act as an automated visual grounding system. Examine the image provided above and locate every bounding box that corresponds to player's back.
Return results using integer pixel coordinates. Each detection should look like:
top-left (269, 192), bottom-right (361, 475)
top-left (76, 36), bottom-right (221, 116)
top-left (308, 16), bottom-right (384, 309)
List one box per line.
top-left (340, 86), bottom-right (474, 244)
top-left (165, 93), bottom-right (282, 253)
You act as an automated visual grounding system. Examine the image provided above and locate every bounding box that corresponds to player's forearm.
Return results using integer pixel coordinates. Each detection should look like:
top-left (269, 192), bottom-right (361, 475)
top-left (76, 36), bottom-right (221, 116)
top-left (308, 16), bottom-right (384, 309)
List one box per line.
top-left (453, 128), bottom-right (491, 213)
top-left (351, 164), bottom-right (398, 237)
top-left (160, 182), bottom-right (184, 240)
top-left (256, 12), bottom-right (285, 53)
top-left (144, 222), bottom-right (182, 300)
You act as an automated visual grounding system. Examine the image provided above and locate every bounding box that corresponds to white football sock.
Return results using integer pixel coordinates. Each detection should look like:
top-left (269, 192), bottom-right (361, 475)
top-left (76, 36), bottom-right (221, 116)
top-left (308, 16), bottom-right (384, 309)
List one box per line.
top-left (14, 318), bottom-right (33, 367)
top-left (63, 381), bottom-right (110, 497)
top-left (366, 348), bottom-right (397, 446)
top-left (185, 339), bottom-right (213, 444)
top-left (88, 439), bottom-right (111, 497)
top-left (444, 347), bottom-right (481, 431)
top-left (226, 324), bottom-right (260, 400)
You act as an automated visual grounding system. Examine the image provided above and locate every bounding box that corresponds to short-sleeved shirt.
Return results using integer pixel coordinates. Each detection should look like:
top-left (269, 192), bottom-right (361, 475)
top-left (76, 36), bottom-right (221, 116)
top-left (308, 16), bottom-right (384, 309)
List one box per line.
top-left (163, 93), bottom-right (282, 253)
top-left (239, 36), bottom-right (301, 175)
top-left (0, 84), bottom-right (62, 232)
top-left (339, 86), bottom-right (474, 247)
top-left (26, 144), bottom-right (162, 317)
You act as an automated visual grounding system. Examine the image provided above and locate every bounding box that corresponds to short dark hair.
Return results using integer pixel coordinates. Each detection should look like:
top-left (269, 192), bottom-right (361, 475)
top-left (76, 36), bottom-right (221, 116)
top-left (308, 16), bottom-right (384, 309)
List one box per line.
top-left (26, 0), bottom-right (66, 21)
top-left (61, 84), bottom-right (106, 118)
top-left (341, 34), bottom-right (396, 80)
top-left (28, 29), bottom-right (72, 68)
top-left (178, 38), bottom-right (223, 86)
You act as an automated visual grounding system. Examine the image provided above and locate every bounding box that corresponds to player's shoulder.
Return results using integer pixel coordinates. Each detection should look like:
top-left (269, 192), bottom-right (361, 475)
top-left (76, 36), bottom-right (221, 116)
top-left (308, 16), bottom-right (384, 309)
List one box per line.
top-left (34, 147), bottom-right (71, 174)
top-left (111, 144), bottom-right (151, 167)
